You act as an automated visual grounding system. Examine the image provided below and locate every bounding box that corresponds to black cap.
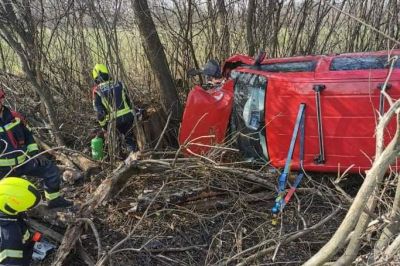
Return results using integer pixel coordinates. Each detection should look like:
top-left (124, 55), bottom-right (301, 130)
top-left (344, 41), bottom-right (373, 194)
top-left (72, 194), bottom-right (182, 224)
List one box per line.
top-left (202, 59), bottom-right (222, 78)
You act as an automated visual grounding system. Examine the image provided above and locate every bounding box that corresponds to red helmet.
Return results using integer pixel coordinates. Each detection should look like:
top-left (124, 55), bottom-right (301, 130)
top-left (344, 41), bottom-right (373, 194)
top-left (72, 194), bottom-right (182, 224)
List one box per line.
top-left (0, 88), bottom-right (4, 99)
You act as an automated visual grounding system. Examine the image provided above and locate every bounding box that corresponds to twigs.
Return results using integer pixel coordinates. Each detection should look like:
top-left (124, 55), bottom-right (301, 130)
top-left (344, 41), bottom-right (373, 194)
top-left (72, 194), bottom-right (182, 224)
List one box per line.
top-left (325, 1), bottom-right (400, 46)
top-left (232, 207), bottom-right (341, 266)
top-left (76, 218), bottom-right (102, 260)
top-left (51, 147), bottom-right (350, 265)
top-left (153, 110), bottom-right (172, 151)
top-left (108, 244), bottom-right (208, 255)
top-left (52, 160), bottom-right (169, 265)
top-left (95, 181), bottom-right (167, 266)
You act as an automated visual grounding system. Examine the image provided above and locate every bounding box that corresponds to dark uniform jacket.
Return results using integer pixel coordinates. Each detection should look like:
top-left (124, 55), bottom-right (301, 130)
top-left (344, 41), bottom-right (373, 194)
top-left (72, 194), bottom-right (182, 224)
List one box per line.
top-left (0, 107), bottom-right (38, 167)
top-left (92, 81), bottom-right (133, 128)
top-left (0, 213), bottom-right (33, 266)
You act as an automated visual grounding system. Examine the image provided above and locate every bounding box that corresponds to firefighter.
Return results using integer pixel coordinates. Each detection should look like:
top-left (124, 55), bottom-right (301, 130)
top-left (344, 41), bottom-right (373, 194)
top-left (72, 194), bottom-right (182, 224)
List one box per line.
top-left (91, 64), bottom-right (139, 155)
top-left (0, 177), bottom-right (41, 266)
top-left (0, 88), bottom-right (72, 209)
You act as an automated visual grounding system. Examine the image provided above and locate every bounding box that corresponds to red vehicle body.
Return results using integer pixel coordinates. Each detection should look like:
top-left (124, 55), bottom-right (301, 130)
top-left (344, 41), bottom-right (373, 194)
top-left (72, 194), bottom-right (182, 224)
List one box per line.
top-left (179, 50), bottom-right (400, 173)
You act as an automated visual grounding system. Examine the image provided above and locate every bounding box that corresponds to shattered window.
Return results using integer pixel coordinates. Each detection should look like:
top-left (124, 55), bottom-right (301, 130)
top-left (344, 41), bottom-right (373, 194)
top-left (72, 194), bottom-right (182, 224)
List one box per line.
top-left (260, 61), bottom-right (316, 72)
top-left (330, 56), bottom-right (400, 71)
top-left (231, 73), bottom-right (268, 161)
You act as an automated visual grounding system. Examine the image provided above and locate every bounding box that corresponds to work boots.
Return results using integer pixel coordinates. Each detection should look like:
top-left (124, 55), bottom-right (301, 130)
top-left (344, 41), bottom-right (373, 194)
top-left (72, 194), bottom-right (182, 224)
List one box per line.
top-left (47, 196), bottom-right (73, 209)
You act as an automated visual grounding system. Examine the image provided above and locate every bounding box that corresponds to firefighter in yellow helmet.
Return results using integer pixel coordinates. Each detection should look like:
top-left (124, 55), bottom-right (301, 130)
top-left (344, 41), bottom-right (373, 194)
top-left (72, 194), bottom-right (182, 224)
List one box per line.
top-left (0, 177), bottom-right (41, 265)
top-left (91, 64), bottom-right (140, 154)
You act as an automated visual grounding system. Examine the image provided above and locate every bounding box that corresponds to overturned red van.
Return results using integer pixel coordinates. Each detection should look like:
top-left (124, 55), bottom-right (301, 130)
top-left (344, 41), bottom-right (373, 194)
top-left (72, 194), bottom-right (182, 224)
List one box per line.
top-left (179, 50), bottom-right (400, 173)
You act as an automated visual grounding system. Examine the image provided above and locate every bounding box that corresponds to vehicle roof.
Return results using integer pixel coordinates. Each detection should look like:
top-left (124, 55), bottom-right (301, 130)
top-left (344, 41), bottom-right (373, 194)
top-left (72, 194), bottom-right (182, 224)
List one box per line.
top-left (260, 49), bottom-right (400, 62)
top-left (224, 49), bottom-right (400, 78)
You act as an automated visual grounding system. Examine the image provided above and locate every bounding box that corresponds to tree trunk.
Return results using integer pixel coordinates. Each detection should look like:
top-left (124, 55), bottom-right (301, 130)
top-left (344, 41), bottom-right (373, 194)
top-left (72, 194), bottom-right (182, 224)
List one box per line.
top-left (0, 1), bottom-right (65, 146)
top-left (131, 0), bottom-right (182, 124)
top-left (30, 74), bottom-right (66, 146)
top-left (217, 0), bottom-right (230, 60)
top-left (246, 0), bottom-right (256, 56)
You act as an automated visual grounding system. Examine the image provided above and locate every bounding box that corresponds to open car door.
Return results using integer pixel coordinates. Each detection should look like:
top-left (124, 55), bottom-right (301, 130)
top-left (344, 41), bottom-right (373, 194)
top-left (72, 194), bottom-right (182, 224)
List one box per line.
top-left (179, 80), bottom-right (235, 155)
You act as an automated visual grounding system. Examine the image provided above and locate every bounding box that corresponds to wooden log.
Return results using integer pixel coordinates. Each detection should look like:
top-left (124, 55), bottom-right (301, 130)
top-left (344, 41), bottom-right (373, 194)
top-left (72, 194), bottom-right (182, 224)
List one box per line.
top-left (130, 187), bottom-right (225, 213)
top-left (68, 152), bottom-right (101, 177)
top-left (34, 137), bottom-right (76, 169)
top-left (27, 204), bottom-right (73, 228)
top-left (52, 159), bottom-right (172, 265)
top-left (34, 137), bottom-right (100, 178)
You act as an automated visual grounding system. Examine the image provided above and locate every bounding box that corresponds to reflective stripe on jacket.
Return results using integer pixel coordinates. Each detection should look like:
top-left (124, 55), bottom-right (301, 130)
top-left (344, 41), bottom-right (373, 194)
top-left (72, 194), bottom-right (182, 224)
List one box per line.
top-left (0, 213), bottom-right (33, 266)
top-left (92, 81), bottom-right (133, 127)
top-left (0, 107), bottom-right (39, 167)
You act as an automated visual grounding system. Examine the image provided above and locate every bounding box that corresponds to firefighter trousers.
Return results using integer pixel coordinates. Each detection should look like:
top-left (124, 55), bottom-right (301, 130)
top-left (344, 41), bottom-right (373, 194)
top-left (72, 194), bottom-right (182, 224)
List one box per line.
top-left (0, 214), bottom-right (33, 266)
top-left (116, 114), bottom-right (138, 152)
top-left (0, 158), bottom-right (61, 201)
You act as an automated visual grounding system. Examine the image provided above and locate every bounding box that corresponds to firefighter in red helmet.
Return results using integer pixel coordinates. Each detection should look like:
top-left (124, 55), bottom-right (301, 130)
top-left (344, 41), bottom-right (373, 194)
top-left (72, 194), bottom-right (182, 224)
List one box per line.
top-left (0, 88), bottom-right (72, 209)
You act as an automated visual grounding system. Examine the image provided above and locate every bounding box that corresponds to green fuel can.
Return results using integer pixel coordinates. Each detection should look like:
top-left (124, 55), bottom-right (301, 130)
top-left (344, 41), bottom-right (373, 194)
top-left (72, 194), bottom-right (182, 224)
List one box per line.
top-left (91, 136), bottom-right (104, 160)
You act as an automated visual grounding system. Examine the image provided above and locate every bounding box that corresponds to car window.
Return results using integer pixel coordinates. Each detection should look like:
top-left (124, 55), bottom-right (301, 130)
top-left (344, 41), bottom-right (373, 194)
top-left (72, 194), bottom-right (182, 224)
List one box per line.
top-left (330, 56), bottom-right (400, 71)
top-left (260, 61), bottom-right (316, 72)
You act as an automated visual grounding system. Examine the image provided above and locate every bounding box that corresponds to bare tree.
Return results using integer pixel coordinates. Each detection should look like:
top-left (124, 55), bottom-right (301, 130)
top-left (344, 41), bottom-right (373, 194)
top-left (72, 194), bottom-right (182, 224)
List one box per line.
top-left (246, 0), bottom-right (256, 56)
top-left (131, 0), bottom-right (181, 124)
top-left (0, 0), bottom-right (65, 145)
top-left (217, 0), bottom-right (230, 60)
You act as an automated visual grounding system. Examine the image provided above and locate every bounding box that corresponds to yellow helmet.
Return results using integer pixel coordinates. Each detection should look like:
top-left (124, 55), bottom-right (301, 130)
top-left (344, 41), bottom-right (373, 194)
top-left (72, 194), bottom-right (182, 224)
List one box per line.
top-left (92, 64), bottom-right (109, 80)
top-left (0, 177), bottom-right (41, 215)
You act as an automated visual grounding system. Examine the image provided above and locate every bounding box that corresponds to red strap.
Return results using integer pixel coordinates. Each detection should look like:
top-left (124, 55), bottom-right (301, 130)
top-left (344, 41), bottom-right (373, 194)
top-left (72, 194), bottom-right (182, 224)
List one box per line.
top-left (6, 131), bottom-right (17, 149)
top-left (4, 111), bottom-right (25, 149)
top-left (10, 111), bottom-right (26, 124)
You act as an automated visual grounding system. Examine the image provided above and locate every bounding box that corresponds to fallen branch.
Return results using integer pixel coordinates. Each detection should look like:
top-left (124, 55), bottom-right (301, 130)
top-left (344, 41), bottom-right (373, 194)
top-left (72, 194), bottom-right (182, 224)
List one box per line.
top-left (113, 244), bottom-right (208, 254)
top-left (76, 218), bottom-right (102, 260)
top-left (28, 204), bottom-right (71, 228)
top-left (213, 165), bottom-right (276, 191)
top-left (183, 190), bottom-right (275, 211)
top-left (231, 207), bottom-right (341, 266)
top-left (373, 174), bottom-right (400, 261)
top-left (52, 159), bottom-right (172, 265)
top-left (77, 240), bottom-right (96, 266)
top-left (379, 232), bottom-right (400, 262)
top-left (35, 137), bottom-right (100, 177)
top-left (304, 101), bottom-right (400, 266)
top-left (95, 181), bottom-right (167, 266)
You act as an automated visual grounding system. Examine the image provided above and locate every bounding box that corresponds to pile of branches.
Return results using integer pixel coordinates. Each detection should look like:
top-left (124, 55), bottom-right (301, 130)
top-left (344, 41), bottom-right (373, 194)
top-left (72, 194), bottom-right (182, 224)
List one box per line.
top-left (26, 150), bottom-right (346, 266)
